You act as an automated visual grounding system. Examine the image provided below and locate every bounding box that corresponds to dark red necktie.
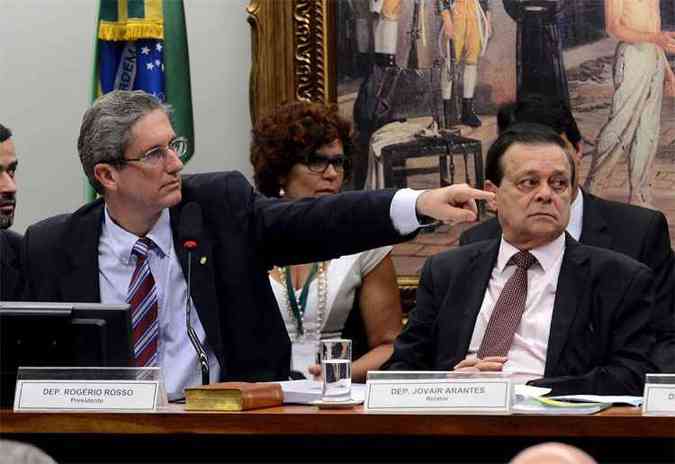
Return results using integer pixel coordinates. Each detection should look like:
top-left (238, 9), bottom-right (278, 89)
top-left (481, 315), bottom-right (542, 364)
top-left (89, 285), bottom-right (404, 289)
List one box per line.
top-left (478, 250), bottom-right (537, 358)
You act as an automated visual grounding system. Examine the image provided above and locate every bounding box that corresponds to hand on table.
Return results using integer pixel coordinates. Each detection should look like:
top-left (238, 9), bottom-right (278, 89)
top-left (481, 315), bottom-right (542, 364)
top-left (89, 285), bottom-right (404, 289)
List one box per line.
top-left (453, 356), bottom-right (507, 372)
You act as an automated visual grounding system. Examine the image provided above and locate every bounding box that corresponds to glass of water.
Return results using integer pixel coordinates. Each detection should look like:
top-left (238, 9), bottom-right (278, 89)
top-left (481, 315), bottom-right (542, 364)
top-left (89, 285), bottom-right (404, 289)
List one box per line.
top-left (320, 339), bottom-right (352, 402)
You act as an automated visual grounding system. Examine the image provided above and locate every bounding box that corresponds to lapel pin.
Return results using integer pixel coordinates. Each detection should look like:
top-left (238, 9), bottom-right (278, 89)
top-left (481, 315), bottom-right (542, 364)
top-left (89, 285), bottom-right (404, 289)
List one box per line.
top-left (200, 256), bottom-right (207, 265)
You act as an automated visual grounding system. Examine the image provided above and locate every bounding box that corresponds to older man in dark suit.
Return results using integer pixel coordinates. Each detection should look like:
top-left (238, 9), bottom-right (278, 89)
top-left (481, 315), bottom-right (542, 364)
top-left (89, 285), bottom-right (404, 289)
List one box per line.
top-left (385, 124), bottom-right (655, 395)
top-left (460, 95), bottom-right (674, 373)
top-left (22, 90), bottom-right (492, 399)
top-left (0, 124), bottom-right (22, 300)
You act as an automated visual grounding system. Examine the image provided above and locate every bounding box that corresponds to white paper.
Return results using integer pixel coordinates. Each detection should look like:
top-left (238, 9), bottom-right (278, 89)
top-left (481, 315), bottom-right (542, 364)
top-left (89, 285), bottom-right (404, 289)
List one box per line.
top-left (512, 400), bottom-right (610, 415)
top-left (278, 380), bottom-right (366, 405)
top-left (549, 394), bottom-right (642, 407)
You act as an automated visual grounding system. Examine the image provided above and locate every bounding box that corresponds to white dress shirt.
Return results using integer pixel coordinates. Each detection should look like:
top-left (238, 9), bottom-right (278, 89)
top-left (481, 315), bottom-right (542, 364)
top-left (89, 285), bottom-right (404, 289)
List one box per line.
top-left (99, 208), bottom-right (220, 400)
top-left (97, 189), bottom-right (423, 398)
top-left (468, 233), bottom-right (566, 383)
top-left (567, 187), bottom-right (584, 241)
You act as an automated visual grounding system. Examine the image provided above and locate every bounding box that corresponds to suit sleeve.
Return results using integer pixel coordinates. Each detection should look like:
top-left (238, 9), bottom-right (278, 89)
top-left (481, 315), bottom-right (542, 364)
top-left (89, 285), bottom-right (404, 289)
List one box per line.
top-left (242, 179), bottom-right (412, 267)
top-left (21, 223), bottom-right (49, 301)
top-left (1, 231), bottom-right (24, 301)
top-left (529, 266), bottom-right (656, 395)
top-left (22, 224), bottom-right (40, 300)
top-left (382, 256), bottom-right (440, 370)
top-left (640, 211), bottom-right (675, 372)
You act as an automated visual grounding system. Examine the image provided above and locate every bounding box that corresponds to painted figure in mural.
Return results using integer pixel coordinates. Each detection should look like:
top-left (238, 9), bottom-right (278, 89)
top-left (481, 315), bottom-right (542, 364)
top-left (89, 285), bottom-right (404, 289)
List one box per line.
top-left (584, 0), bottom-right (675, 208)
top-left (438, 0), bottom-right (492, 127)
top-left (348, 0), bottom-right (374, 75)
top-left (371, 0), bottom-right (402, 67)
top-left (350, 0), bottom-right (402, 189)
top-left (503, 1), bottom-right (570, 108)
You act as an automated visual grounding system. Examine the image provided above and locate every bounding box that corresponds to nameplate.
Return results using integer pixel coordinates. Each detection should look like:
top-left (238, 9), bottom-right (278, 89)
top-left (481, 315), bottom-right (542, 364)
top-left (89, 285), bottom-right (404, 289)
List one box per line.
top-left (365, 373), bottom-right (511, 414)
top-left (14, 380), bottom-right (160, 412)
top-left (643, 385), bottom-right (675, 416)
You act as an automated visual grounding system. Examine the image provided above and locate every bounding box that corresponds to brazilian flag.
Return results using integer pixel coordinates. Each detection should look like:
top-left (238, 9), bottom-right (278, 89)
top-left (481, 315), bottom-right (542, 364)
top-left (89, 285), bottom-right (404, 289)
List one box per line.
top-left (89, 0), bottom-right (194, 198)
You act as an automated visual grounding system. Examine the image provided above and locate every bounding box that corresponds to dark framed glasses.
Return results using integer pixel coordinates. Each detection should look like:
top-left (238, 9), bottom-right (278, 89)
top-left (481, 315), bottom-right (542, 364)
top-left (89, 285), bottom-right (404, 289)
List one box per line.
top-left (303, 153), bottom-right (350, 174)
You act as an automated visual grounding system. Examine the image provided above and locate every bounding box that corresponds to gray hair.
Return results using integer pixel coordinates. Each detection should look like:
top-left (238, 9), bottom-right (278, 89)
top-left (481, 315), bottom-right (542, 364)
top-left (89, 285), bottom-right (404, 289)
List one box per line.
top-left (78, 90), bottom-right (171, 194)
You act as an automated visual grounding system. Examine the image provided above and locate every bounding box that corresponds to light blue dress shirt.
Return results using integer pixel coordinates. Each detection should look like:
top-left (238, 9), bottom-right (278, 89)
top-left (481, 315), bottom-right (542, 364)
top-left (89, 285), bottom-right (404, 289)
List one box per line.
top-left (99, 208), bottom-right (220, 400)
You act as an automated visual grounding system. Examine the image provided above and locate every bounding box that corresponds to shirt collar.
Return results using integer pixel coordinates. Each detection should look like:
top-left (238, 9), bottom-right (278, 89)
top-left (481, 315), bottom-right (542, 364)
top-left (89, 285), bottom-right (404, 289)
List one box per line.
top-left (566, 187), bottom-right (584, 241)
top-left (497, 232), bottom-right (566, 273)
top-left (103, 207), bottom-right (172, 264)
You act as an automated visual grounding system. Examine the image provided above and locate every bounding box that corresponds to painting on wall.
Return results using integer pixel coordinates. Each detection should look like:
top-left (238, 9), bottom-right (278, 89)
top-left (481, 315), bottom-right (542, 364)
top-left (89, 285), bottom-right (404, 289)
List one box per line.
top-left (249, 0), bottom-right (675, 278)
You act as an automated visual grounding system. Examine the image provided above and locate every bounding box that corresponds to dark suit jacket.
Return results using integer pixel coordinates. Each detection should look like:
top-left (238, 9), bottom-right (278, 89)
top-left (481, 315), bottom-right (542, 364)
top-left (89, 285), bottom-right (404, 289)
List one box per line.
top-left (459, 190), bottom-right (675, 372)
top-left (0, 229), bottom-right (23, 300)
top-left (384, 235), bottom-right (656, 395)
top-left (23, 172), bottom-right (409, 382)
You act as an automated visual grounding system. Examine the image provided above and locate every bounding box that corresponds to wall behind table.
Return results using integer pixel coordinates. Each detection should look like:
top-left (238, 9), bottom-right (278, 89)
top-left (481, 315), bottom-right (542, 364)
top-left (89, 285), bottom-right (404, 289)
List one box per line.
top-left (0, 0), bottom-right (252, 233)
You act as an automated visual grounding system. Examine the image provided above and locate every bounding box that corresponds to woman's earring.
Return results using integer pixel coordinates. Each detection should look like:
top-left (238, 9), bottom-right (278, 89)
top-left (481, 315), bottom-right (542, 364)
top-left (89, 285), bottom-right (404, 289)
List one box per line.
top-left (279, 187), bottom-right (285, 197)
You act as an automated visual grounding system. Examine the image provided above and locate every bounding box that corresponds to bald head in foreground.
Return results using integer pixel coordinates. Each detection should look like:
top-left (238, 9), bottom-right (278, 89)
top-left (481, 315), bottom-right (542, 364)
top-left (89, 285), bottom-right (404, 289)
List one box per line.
top-left (510, 443), bottom-right (597, 464)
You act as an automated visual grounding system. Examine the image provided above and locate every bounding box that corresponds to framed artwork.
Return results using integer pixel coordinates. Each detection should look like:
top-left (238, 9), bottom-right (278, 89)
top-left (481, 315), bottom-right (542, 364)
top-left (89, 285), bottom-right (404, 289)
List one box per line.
top-left (249, 0), bottom-right (675, 282)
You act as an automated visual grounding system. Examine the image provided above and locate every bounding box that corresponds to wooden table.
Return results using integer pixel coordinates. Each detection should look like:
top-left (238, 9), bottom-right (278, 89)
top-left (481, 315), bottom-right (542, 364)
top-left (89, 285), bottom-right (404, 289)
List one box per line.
top-left (2, 405), bottom-right (674, 462)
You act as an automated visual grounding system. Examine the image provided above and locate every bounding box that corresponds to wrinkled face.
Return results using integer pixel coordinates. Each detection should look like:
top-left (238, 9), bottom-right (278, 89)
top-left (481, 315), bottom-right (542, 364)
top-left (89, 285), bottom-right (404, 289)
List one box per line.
top-left (282, 139), bottom-right (345, 199)
top-left (490, 143), bottom-right (572, 249)
top-left (113, 110), bottom-right (184, 217)
top-left (0, 138), bottom-right (18, 229)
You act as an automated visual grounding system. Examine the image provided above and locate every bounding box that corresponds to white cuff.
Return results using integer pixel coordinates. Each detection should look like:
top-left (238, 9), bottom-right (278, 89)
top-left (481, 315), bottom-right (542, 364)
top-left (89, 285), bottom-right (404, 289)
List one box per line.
top-left (390, 188), bottom-right (425, 235)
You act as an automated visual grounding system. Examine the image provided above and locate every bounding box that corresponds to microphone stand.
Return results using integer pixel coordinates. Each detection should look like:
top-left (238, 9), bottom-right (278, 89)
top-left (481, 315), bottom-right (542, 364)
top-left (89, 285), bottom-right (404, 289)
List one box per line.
top-left (185, 248), bottom-right (210, 386)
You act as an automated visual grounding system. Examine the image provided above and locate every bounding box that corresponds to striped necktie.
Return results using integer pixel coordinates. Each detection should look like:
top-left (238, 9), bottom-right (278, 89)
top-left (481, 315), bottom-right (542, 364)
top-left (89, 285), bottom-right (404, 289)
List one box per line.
top-left (128, 237), bottom-right (159, 367)
top-left (478, 250), bottom-right (538, 358)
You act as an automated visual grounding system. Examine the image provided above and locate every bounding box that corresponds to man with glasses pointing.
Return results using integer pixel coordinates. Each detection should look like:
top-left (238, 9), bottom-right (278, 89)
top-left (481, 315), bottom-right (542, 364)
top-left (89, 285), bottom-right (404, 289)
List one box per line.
top-left (22, 90), bottom-right (492, 399)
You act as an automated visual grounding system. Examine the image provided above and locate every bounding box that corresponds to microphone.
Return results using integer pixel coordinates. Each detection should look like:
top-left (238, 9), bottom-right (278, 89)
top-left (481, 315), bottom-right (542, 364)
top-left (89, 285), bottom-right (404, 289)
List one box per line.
top-left (179, 202), bottom-right (210, 386)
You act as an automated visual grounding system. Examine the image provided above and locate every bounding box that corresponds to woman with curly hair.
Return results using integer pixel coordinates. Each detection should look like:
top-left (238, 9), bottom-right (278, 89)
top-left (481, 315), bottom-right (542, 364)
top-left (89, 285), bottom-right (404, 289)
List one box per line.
top-left (251, 101), bottom-right (402, 382)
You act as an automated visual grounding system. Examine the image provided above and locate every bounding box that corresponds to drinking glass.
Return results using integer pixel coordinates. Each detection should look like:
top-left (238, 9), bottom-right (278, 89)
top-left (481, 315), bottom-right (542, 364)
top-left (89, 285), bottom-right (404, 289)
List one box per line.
top-left (320, 339), bottom-right (352, 401)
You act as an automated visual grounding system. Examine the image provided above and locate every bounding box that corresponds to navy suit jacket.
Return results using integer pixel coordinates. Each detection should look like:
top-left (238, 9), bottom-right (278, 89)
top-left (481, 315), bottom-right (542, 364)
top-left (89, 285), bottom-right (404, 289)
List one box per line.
top-left (23, 171), bottom-right (409, 382)
top-left (384, 235), bottom-right (656, 395)
top-left (460, 190), bottom-right (675, 373)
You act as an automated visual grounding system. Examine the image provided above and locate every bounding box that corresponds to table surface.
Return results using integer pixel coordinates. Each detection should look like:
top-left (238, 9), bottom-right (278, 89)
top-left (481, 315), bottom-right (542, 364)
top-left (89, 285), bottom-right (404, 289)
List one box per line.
top-left (2, 405), bottom-right (674, 438)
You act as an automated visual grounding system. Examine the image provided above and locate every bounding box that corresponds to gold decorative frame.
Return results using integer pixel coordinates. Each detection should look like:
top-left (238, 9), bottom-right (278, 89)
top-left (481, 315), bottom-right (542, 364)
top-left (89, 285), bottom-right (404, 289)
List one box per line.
top-left (247, 0), bottom-right (335, 123)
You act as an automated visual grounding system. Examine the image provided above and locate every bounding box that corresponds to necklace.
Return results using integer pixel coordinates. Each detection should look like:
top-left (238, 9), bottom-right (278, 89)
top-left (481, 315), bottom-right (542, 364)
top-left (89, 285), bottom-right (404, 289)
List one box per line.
top-left (278, 262), bottom-right (328, 341)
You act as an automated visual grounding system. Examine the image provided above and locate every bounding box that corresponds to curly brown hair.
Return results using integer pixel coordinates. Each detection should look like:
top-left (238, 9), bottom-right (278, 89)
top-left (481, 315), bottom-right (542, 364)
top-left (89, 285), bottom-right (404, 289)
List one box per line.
top-left (250, 101), bottom-right (354, 197)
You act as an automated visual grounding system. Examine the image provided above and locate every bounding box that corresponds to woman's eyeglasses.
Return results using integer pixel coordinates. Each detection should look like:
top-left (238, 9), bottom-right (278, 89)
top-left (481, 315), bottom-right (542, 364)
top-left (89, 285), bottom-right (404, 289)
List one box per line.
top-left (303, 153), bottom-right (350, 174)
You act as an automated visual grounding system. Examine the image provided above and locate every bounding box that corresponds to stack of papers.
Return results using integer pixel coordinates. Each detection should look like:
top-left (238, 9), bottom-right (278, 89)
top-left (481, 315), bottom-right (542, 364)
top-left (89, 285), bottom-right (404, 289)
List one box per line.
top-left (548, 394), bottom-right (642, 407)
top-left (277, 380), bottom-right (366, 405)
top-left (512, 385), bottom-right (642, 415)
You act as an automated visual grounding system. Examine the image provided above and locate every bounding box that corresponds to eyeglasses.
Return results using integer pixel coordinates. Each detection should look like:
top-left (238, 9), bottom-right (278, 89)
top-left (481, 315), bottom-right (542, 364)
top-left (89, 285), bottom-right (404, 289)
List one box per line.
top-left (303, 153), bottom-right (350, 174)
top-left (117, 137), bottom-right (188, 166)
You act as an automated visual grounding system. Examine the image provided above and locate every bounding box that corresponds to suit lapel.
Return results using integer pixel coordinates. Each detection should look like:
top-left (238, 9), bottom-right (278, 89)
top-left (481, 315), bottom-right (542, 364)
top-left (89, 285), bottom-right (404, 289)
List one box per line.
top-left (454, 240), bottom-right (500, 357)
top-left (544, 235), bottom-right (589, 375)
top-left (170, 204), bottom-right (224, 367)
top-left (579, 190), bottom-right (612, 249)
top-left (60, 200), bottom-right (104, 302)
